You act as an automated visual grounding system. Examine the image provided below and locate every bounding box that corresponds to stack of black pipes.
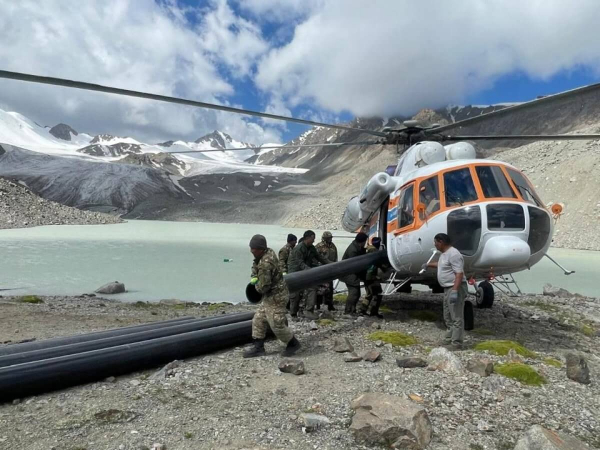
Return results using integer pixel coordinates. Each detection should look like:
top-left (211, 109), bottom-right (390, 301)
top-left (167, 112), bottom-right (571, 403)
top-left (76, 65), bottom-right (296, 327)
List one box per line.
top-left (0, 313), bottom-right (254, 402)
top-left (0, 251), bottom-right (387, 402)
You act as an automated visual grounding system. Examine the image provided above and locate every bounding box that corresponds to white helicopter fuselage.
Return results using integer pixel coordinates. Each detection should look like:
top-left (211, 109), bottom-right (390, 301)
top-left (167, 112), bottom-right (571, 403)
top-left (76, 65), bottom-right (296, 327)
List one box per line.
top-left (342, 141), bottom-right (553, 287)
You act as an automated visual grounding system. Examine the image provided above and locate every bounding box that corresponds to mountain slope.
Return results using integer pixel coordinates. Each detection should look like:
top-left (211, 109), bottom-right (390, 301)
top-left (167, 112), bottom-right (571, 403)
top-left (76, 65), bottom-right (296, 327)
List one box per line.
top-left (0, 144), bottom-right (186, 214)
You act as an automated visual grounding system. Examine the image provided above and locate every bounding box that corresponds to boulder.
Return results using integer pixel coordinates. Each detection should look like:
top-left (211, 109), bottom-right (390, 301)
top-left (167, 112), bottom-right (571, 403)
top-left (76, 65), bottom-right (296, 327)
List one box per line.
top-left (565, 353), bottom-right (591, 385)
top-left (350, 393), bottom-right (432, 449)
top-left (299, 413), bottom-right (330, 431)
top-left (396, 357), bottom-right (428, 369)
top-left (427, 347), bottom-right (464, 374)
top-left (333, 337), bottom-right (354, 353)
top-left (543, 284), bottom-right (571, 298)
top-left (363, 350), bottom-right (381, 362)
top-left (278, 359), bottom-right (305, 375)
top-left (95, 281), bottom-right (125, 294)
top-left (514, 425), bottom-right (590, 450)
top-left (466, 358), bottom-right (494, 377)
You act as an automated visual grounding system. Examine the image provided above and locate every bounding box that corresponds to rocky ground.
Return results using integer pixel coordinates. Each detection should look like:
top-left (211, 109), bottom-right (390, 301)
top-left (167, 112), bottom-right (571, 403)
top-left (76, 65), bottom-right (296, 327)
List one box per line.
top-left (0, 287), bottom-right (598, 450)
top-left (0, 178), bottom-right (122, 229)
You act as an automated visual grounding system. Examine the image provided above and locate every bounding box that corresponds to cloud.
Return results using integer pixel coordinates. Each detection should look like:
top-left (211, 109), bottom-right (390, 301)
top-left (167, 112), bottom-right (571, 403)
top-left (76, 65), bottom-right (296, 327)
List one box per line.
top-left (255, 0), bottom-right (600, 117)
top-left (0, 0), bottom-right (281, 144)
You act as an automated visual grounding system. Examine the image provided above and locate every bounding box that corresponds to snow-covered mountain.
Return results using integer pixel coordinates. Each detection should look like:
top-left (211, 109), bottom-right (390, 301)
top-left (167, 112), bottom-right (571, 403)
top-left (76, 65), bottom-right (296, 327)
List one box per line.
top-left (0, 108), bottom-right (304, 176)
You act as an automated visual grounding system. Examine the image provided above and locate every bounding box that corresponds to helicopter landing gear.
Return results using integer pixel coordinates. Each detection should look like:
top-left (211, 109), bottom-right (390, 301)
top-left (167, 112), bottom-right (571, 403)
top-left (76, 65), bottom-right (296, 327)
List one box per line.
top-left (475, 280), bottom-right (494, 309)
top-left (464, 300), bottom-right (474, 331)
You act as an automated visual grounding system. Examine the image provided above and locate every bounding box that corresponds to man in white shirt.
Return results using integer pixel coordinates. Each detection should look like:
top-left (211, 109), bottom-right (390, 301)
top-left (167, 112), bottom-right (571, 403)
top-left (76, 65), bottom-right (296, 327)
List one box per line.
top-left (426, 233), bottom-right (467, 350)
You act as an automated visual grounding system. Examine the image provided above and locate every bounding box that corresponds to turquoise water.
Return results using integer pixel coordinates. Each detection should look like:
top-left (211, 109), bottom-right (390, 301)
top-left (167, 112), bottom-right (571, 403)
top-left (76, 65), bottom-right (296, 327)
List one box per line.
top-left (0, 220), bottom-right (355, 303)
top-left (0, 220), bottom-right (597, 302)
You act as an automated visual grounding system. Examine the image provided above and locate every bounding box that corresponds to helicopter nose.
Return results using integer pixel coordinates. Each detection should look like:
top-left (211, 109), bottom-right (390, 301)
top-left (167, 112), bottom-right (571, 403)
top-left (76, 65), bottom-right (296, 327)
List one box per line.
top-left (474, 236), bottom-right (531, 269)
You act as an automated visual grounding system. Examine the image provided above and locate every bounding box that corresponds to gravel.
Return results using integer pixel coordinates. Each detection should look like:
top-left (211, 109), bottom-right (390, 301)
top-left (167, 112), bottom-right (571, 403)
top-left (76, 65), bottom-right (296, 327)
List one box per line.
top-left (0, 178), bottom-right (122, 229)
top-left (0, 289), bottom-right (598, 450)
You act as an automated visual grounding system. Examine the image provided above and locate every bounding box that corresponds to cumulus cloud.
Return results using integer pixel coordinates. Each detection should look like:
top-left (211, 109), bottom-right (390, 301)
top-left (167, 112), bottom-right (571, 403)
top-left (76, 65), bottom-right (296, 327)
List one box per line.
top-left (0, 0), bottom-right (281, 144)
top-left (255, 0), bottom-right (600, 117)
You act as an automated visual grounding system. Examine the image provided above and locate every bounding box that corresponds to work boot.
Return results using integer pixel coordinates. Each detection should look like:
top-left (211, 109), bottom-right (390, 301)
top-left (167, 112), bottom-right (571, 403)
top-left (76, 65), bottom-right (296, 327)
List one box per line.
top-left (243, 339), bottom-right (266, 358)
top-left (282, 337), bottom-right (301, 357)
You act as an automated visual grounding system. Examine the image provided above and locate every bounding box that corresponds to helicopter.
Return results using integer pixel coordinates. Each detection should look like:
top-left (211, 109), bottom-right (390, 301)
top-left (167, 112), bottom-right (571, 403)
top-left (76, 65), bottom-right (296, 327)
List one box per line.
top-left (1, 70), bottom-right (598, 310)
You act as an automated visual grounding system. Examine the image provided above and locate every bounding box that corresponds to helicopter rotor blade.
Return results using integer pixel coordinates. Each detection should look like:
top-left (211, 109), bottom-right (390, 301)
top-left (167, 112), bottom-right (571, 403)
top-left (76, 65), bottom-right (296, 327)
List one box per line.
top-left (169, 141), bottom-right (382, 154)
top-left (0, 70), bottom-right (387, 138)
top-left (427, 81), bottom-right (600, 135)
top-left (441, 134), bottom-right (600, 142)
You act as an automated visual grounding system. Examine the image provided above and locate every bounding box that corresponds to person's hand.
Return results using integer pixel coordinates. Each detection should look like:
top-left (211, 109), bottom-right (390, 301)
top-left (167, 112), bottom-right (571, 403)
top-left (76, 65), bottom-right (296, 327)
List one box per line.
top-left (449, 290), bottom-right (458, 304)
top-left (421, 263), bottom-right (428, 272)
top-left (250, 277), bottom-right (259, 285)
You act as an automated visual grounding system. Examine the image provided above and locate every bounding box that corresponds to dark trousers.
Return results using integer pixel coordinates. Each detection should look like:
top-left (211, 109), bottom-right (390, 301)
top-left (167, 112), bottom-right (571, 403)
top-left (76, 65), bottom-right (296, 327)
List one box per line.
top-left (344, 284), bottom-right (361, 314)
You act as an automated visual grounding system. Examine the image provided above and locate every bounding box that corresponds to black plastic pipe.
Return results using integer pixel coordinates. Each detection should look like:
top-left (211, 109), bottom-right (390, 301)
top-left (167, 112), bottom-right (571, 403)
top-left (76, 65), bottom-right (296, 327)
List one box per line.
top-left (0, 316), bottom-right (197, 357)
top-left (0, 320), bottom-right (253, 402)
top-left (284, 250), bottom-right (388, 293)
top-left (0, 312), bottom-right (254, 368)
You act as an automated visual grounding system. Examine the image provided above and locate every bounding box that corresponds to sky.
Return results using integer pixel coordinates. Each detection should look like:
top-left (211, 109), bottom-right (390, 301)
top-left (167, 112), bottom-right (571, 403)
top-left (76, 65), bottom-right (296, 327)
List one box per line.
top-left (1, 0), bottom-right (600, 145)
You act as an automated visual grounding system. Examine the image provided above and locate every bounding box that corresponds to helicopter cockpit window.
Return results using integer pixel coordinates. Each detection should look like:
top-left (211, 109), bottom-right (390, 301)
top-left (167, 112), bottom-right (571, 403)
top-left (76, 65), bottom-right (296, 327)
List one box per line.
top-left (398, 184), bottom-right (415, 228)
top-left (476, 166), bottom-right (517, 199)
top-left (443, 168), bottom-right (478, 207)
top-left (447, 206), bottom-right (482, 256)
top-left (506, 168), bottom-right (543, 207)
top-left (419, 176), bottom-right (440, 219)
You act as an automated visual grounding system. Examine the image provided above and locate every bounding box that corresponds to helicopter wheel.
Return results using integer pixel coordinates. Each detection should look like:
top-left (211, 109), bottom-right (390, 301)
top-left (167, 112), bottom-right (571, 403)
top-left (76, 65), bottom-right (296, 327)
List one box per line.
top-left (464, 300), bottom-right (474, 331)
top-left (475, 281), bottom-right (495, 309)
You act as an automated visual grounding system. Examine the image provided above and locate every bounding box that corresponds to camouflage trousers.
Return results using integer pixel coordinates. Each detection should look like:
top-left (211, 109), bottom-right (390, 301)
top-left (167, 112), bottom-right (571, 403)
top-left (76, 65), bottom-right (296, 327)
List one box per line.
top-left (359, 281), bottom-right (383, 315)
top-left (252, 293), bottom-right (294, 344)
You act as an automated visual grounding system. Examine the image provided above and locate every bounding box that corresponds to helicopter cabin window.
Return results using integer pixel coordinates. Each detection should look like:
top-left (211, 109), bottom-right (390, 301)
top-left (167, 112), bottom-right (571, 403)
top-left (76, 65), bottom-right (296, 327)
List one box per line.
top-left (418, 176), bottom-right (440, 219)
top-left (528, 206), bottom-right (551, 254)
top-left (486, 204), bottom-right (525, 231)
top-left (443, 168), bottom-right (478, 207)
top-left (398, 184), bottom-right (415, 228)
top-left (476, 166), bottom-right (517, 199)
top-left (506, 168), bottom-right (543, 207)
top-left (447, 205), bottom-right (482, 256)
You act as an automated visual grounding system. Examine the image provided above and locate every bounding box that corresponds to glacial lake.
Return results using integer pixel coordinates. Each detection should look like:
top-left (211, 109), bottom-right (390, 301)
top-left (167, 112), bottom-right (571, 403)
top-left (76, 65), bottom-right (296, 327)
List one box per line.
top-left (0, 220), bottom-right (597, 302)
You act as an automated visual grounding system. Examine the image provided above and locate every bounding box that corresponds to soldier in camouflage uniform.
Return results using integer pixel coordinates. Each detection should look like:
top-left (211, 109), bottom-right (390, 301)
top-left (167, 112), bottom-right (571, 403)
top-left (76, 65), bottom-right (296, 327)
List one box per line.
top-left (340, 232), bottom-right (368, 315)
top-left (279, 234), bottom-right (297, 310)
top-left (315, 231), bottom-right (338, 311)
top-left (359, 237), bottom-right (385, 318)
top-left (288, 230), bottom-right (331, 319)
top-left (278, 234), bottom-right (297, 275)
top-left (243, 234), bottom-right (301, 358)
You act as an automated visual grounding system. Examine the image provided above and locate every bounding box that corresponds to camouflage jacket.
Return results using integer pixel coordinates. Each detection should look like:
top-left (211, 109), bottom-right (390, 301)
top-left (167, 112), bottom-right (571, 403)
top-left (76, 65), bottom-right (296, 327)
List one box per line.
top-left (251, 248), bottom-right (286, 297)
top-left (315, 240), bottom-right (338, 263)
top-left (288, 241), bottom-right (330, 273)
top-left (278, 243), bottom-right (294, 274)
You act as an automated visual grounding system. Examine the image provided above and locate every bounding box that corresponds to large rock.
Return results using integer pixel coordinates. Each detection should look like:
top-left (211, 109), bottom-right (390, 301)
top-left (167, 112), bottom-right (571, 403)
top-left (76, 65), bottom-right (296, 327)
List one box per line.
top-left (333, 337), bottom-right (354, 353)
top-left (299, 413), bottom-right (330, 431)
top-left (278, 359), bottom-right (305, 375)
top-left (543, 284), bottom-right (572, 298)
top-left (565, 353), bottom-right (591, 385)
top-left (396, 357), bottom-right (428, 368)
top-left (95, 281), bottom-right (125, 294)
top-left (350, 393), bottom-right (433, 449)
top-left (466, 358), bottom-right (494, 377)
top-left (513, 425), bottom-right (590, 450)
top-left (427, 347), bottom-right (464, 374)
top-left (363, 350), bottom-right (381, 362)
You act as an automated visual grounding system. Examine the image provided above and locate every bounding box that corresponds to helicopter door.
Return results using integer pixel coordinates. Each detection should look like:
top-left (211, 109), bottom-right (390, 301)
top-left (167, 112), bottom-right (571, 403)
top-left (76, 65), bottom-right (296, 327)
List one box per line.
top-left (388, 183), bottom-right (421, 270)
